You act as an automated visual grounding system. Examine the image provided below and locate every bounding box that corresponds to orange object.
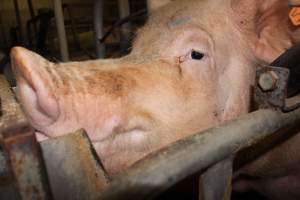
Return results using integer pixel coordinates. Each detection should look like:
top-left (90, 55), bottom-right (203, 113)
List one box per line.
top-left (290, 6), bottom-right (300, 26)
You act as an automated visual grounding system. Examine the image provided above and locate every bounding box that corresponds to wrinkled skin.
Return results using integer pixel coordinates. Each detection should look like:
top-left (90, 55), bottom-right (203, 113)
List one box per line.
top-left (10, 0), bottom-right (300, 199)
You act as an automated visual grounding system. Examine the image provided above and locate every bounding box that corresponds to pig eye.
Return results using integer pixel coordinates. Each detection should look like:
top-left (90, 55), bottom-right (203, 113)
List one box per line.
top-left (191, 50), bottom-right (204, 60)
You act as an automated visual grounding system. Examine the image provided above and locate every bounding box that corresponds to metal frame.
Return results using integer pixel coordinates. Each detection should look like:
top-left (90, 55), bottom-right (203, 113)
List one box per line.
top-left (94, 0), bottom-right (132, 58)
top-left (53, 0), bottom-right (132, 60)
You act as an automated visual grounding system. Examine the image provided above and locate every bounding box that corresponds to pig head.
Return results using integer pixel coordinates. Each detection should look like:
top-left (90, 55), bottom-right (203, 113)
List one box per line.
top-left (147, 0), bottom-right (174, 11)
top-left (11, 0), bottom-right (298, 181)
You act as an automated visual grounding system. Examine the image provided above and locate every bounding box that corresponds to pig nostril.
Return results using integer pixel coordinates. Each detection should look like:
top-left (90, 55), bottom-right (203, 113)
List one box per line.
top-left (191, 50), bottom-right (204, 60)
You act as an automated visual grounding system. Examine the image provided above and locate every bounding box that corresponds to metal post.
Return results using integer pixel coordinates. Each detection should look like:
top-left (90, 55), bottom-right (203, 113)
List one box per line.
top-left (27, 0), bottom-right (35, 19)
top-left (94, 0), bottom-right (105, 58)
top-left (27, 0), bottom-right (37, 37)
top-left (0, 4), bottom-right (8, 47)
top-left (12, 0), bottom-right (24, 44)
top-left (118, 0), bottom-right (131, 54)
top-left (53, 0), bottom-right (69, 61)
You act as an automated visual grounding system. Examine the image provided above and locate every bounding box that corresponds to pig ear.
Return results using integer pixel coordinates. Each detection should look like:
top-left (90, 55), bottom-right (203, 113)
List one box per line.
top-left (147, 0), bottom-right (173, 12)
top-left (11, 47), bottom-right (59, 127)
top-left (232, 0), bottom-right (295, 63)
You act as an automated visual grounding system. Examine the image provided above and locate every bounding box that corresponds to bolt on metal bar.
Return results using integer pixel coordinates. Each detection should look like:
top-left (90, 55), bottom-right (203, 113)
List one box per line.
top-left (99, 107), bottom-right (300, 200)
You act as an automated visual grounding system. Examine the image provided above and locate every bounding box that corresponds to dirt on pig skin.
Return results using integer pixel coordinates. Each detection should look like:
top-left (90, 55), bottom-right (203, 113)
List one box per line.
top-left (10, 0), bottom-right (300, 199)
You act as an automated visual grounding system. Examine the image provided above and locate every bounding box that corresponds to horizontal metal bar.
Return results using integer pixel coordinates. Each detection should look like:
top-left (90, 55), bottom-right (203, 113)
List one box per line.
top-left (99, 107), bottom-right (300, 200)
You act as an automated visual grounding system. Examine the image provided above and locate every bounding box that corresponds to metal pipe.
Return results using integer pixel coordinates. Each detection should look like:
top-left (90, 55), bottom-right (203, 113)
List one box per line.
top-left (99, 108), bottom-right (300, 200)
top-left (118, 0), bottom-right (131, 54)
top-left (27, 0), bottom-right (35, 19)
top-left (94, 0), bottom-right (105, 58)
top-left (27, 0), bottom-right (37, 38)
top-left (12, 0), bottom-right (24, 44)
top-left (0, 3), bottom-right (7, 47)
top-left (53, 0), bottom-right (69, 61)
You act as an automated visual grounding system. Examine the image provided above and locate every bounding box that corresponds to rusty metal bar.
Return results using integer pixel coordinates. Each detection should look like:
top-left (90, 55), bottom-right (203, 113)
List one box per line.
top-left (0, 76), bottom-right (52, 200)
top-left (1, 126), bottom-right (51, 200)
top-left (99, 107), bottom-right (300, 200)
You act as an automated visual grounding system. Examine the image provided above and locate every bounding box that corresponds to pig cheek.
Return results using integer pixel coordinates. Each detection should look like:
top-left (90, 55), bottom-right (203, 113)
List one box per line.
top-left (219, 59), bottom-right (255, 121)
top-left (86, 116), bottom-right (123, 142)
top-left (93, 130), bottom-right (160, 174)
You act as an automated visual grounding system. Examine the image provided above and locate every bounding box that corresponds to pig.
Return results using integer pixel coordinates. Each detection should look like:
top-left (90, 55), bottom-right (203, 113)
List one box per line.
top-left (147, 0), bottom-right (174, 11)
top-left (10, 0), bottom-right (300, 199)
